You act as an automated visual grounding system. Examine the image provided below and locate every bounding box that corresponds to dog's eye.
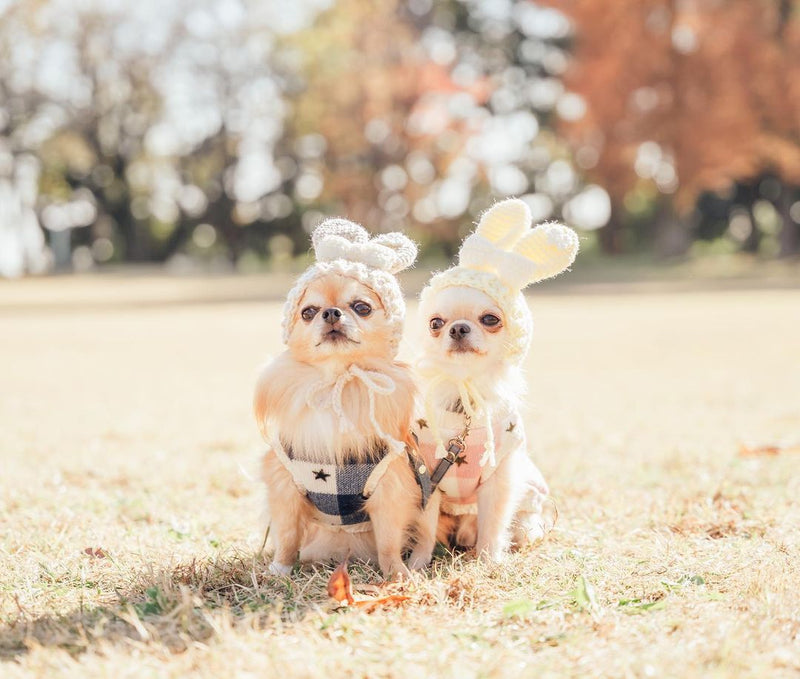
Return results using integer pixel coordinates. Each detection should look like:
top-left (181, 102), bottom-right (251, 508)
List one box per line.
top-left (480, 314), bottom-right (501, 327)
top-left (429, 317), bottom-right (445, 332)
top-left (301, 306), bottom-right (319, 321)
top-left (351, 301), bottom-right (372, 317)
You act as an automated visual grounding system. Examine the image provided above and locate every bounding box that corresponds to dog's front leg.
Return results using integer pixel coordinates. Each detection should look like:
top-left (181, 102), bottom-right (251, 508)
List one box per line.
top-left (262, 451), bottom-right (306, 576)
top-left (366, 459), bottom-right (415, 578)
top-left (407, 489), bottom-right (441, 570)
top-left (475, 453), bottom-right (518, 562)
top-left (511, 454), bottom-right (554, 548)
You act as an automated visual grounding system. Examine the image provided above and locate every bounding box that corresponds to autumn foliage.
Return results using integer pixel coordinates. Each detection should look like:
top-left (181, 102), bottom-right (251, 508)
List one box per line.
top-left (550, 0), bottom-right (800, 253)
top-left (2, 0), bottom-right (799, 276)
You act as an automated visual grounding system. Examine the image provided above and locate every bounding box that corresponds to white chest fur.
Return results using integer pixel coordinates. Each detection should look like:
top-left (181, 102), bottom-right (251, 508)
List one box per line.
top-left (278, 369), bottom-right (390, 463)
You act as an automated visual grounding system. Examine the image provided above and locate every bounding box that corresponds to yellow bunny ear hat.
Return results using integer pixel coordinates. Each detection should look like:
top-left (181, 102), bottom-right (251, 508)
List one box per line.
top-left (420, 198), bottom-right (579, 364)
top-left (282, 219), bottom-right (418, 356)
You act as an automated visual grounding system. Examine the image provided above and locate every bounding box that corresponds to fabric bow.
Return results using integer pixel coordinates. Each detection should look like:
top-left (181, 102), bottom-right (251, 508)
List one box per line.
top-left (306, 365), bottom-right (406, 456)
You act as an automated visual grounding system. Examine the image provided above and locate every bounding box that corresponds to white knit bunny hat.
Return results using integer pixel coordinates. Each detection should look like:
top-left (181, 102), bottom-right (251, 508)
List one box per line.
top-left (282, 218), bottom-right (418, 354)
top-left (420, 198), bottom-right (579, 364)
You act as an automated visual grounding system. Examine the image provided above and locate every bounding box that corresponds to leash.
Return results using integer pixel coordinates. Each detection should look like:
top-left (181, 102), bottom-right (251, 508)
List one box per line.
top-left (429, 412), bottom-right (471, 489)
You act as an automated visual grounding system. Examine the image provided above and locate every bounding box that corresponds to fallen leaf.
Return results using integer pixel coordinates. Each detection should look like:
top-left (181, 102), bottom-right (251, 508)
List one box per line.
top-left (568, 575), bottom-right (598, 613)
top-left (618, 597), bottom-right (667, 614)
top-left (83, 547), bottom-right (107, 558)
top-left (351, 594), bottom-right (410, 612)
top-left (326, 560), bottom-right (410, 612)
top-left (502, 598), bottom-right (536, 619)
top-left (738, 444), bottom-right (800, 457)
top-left (327, 559), bottom-right (354, 605)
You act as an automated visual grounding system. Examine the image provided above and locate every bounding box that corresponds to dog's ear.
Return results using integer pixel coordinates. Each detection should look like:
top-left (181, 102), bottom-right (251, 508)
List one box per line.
top-left (473, 198), bottom-right (531, 251)
top-left (512, 221), bottom-right (579, 286)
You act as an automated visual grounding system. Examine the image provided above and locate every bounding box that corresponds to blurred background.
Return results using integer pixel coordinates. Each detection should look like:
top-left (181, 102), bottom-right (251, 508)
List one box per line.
top-left (1, 0), bottom-right (799, 279)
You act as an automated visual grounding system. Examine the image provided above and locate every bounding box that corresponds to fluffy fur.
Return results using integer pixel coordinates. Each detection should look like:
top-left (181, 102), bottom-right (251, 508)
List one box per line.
top-left (408, 285), bottom-right (554, 568)
top-left (254, 274), bottom-right (421, 577)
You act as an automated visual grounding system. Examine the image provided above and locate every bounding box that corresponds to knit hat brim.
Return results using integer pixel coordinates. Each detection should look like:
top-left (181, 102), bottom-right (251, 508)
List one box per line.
top-left (419, 267), bottom-right (532, 364)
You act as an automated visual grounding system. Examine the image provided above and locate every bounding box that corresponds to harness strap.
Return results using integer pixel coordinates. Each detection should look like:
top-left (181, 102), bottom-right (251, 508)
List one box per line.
top-left (364, 448), bottom-right (432, 506)
top-left (271, 441), bottom-right (431, 529)
top-left (429, 438), bottom-right (465, 489)
top-left (361, 451), bottom-right (397, 498)
top-left (271, 442), bottom-right (306, 495)
top-left (422, 372), bottom-right (497, 468)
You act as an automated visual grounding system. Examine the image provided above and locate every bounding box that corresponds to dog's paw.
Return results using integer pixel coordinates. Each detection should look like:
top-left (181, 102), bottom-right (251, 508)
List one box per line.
top-left (512, 524), bottom-right (545, 550)
top-left (512, 513), bottom-right (548, 549)
top-left (269, 561), bottom-right (293, 577)
top-left (455, 520), bottom-right (478, 548)
top-left (476, 541), bottom-right (506, 564)
top-left (407, 549), bottom-right (433, 571)
top-left (381, 561), bottom-right (411, 582)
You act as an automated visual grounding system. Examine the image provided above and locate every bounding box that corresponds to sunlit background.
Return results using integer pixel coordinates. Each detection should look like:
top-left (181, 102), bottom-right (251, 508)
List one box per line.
top-left (1, 0), bottom-right (799, 278)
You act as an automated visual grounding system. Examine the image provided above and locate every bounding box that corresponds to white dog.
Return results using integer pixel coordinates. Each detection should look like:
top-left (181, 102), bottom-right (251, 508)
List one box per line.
top-left (408, 199), bottom-right (578, 567)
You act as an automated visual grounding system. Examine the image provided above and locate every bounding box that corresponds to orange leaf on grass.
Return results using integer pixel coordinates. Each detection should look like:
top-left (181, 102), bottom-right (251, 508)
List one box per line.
top-left (739, 444), bottom-right (800, 457)
top-left (351, 594), bottom-right (411, 613)
top-left (327, 559), bottom-right (355, 605)
top-left (326, 560), bottom-right (410, 612)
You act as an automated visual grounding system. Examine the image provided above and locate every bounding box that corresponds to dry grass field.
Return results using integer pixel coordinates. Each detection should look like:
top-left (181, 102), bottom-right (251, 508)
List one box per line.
top-left (1, 274), bottom-right (798, 678)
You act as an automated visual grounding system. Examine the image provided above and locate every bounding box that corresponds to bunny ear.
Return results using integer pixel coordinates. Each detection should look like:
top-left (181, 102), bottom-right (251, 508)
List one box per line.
top-left (311, 218), bottom-right (368, 253)
top-left (512, 222), bottom-right (579, 286)
top-left (459, 198), bottom-right (533, 272)
top-left (475, 199), bottom-right (532, 251)
top-left (371, 232), bottom-right (418, 273)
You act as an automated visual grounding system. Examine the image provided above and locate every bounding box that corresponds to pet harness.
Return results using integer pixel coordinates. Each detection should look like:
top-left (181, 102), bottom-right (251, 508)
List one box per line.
top-left (273, 442), bottom-right (432, 531)
top-left (414, 405), bottom-right (530, 515)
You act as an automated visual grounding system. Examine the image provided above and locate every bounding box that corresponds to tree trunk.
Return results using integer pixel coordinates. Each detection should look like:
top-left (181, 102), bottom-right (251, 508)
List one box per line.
top-left (653, 200), bottom-right (691, 258)
top-left (598, 206), bottom-right (625, 254)
top-left (778, 184), bottom-right (798, 257)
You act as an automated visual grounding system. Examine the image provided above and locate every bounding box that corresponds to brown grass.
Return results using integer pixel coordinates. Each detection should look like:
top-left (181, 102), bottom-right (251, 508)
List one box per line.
top-left (1, 275), bottom-right (798, 677)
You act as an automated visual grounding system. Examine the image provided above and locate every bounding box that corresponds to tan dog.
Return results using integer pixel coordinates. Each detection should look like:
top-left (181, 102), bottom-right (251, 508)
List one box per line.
top-left (254, 220), bottom-right (425, 578)
top-left (408, 199), bottom-right (578, 567)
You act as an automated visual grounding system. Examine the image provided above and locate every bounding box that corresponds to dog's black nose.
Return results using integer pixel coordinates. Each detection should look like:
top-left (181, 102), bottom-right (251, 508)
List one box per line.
top-left (449, 322), bottom-right (471, 339)
top-left (321, 307), bottom-right (343, 325)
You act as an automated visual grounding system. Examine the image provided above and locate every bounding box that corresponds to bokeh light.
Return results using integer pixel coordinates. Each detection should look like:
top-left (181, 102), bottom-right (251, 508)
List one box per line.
top-left (0, 0), bottom-right (798, 277)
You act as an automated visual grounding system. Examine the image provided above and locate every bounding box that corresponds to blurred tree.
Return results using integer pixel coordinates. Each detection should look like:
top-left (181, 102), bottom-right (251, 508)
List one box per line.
top-left (285, 0), bottom-right (597, 256)
top-left (2, 0), bottom-right (798, 275)
top-left (0, 0), bottom-right (607, 272)
top-left (0, 0), bottom-right (326, 273)
top-left (551, 0), bottom-right (800, 256)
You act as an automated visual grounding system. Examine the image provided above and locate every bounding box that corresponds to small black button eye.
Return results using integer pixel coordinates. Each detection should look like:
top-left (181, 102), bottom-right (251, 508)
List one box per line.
top-left (480, 314), bottom-right (500, 327)
top-left (301, 306), bottom-right (318, 321)
top-left (352, 301), bottom-right (372, 317)
top-left (429, 317), bottom-right (445, 331)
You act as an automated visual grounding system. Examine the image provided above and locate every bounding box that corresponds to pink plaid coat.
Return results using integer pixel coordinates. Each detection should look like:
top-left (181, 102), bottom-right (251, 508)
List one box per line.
top-left (414, 406), bottom-right (548, 515)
